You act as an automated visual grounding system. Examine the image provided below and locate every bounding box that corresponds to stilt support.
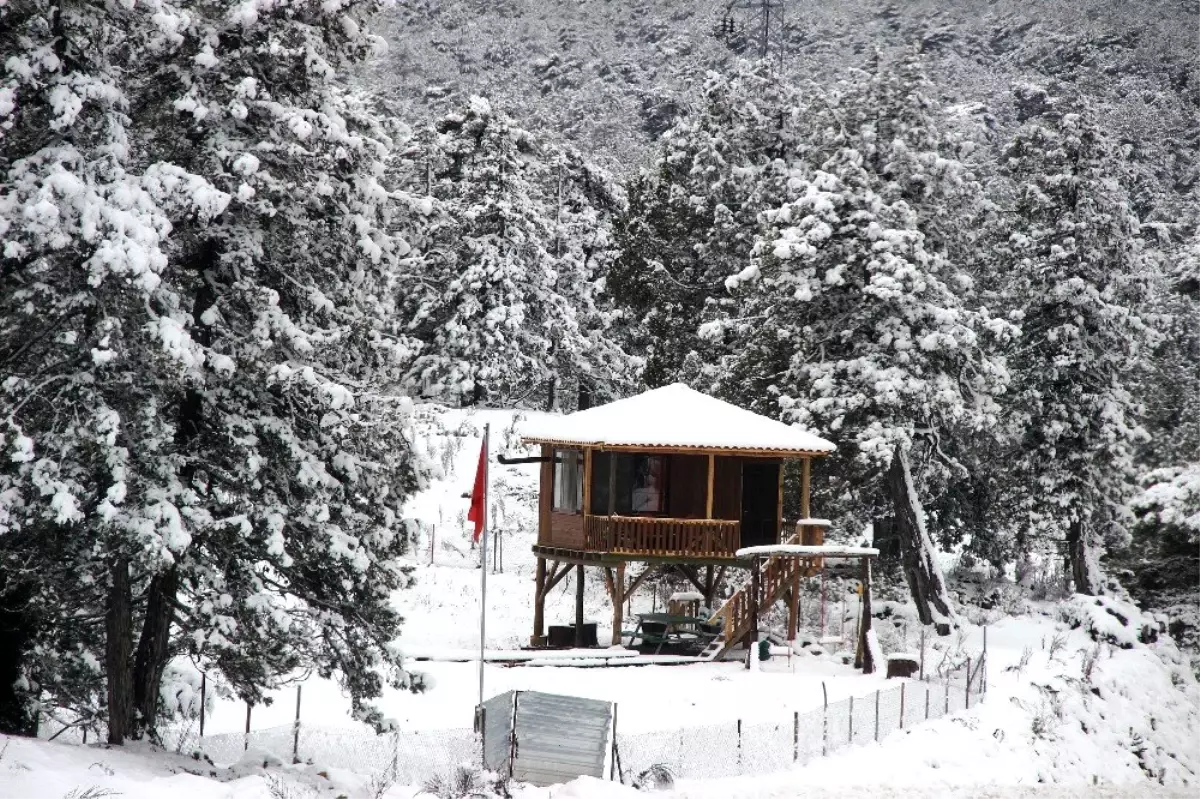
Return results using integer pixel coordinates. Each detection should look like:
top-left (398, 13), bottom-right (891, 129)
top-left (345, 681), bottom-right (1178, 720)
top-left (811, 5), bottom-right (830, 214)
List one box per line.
top-left (531, 557), bottom-right (547, 647)
top-left (574, 564), bottom-right (585, 647)
top-left (611, 563), bottom-right (625, 646)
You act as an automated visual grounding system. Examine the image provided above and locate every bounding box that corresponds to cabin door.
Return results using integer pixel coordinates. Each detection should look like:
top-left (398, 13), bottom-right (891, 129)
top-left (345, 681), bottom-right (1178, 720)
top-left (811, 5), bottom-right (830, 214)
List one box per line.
top-left (740, 462), bottom-right (780, 549)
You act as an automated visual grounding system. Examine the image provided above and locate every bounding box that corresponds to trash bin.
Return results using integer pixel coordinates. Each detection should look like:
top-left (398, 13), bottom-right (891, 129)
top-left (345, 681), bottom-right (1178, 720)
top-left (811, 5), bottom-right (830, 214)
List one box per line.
top-left (570, 622), bottom-right (598, 648)
top-left (547, 625), bottom-right (574, 648)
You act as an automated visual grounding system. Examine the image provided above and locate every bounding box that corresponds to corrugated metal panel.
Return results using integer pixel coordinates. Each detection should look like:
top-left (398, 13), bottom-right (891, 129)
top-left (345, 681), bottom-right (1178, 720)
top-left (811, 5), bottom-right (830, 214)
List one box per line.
top-left (512, 691), bottom-right (612, 787)
top-left (481, 691), bottom-right (514, 773)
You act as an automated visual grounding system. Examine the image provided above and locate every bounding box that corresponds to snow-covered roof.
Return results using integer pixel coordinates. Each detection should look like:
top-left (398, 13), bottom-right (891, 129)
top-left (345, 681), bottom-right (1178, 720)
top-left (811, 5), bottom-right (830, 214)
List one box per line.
top-left (519, 384), bottom-right (835, 456)
top-left (669, 591), bottom-right (704, 602)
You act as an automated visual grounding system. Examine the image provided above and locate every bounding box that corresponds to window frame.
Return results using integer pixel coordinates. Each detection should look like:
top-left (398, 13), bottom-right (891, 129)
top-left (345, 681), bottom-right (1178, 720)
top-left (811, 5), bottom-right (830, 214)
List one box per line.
top-left (552, 448), bottom-right (584, 514)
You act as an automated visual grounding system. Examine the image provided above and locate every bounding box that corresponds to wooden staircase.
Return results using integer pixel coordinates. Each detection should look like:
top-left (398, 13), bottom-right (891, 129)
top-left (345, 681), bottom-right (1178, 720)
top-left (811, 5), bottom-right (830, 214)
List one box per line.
top-left (700, 530), bottom-right (823, 661)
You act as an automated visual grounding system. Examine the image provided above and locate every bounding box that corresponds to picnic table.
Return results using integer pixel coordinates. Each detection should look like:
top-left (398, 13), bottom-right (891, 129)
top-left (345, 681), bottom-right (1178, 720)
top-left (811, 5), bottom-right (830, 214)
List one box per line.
top-left (624, 613), bottom-right (721, 655)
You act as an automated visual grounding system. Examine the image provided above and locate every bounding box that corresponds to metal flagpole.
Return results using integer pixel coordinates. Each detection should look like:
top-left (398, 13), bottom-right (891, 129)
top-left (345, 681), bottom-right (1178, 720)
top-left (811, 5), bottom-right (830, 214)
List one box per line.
top-left (478, 423), bottom-right (490, 710)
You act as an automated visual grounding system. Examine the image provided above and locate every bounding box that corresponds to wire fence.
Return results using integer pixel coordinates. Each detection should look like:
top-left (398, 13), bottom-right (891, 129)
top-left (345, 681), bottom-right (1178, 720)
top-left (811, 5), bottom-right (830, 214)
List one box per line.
top-left (615, 651), bottom-right (987, 782)
top-left (196, 724), bottom-right (479, 785)
top-left (35, 651), bottom-right (987, 787)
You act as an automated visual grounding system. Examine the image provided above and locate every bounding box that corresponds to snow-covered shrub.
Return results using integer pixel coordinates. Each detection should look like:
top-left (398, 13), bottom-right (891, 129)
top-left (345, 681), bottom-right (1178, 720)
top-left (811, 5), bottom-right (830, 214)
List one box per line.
top-left (1058, 595), bottom-right (1162, 650)
top-left (419, 765), bottom-right (509, 799)
top-left (632, 763), bottom-right (675, 791)
top-left (1131, 465), bottom-right (1200, 546)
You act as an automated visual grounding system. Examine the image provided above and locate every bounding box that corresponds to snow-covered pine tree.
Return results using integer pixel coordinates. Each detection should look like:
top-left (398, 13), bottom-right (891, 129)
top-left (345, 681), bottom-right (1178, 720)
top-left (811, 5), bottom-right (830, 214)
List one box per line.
top-left (1, 0), bottom-right (427, 742)
top-left (609, 62), bottom-right (807, 389)
top-left (997, 87), bottom-right (1155, 594)
top-left (398, 97), bottom-right (631, 409)
top-left (719, 55), bottom-right (1013, 536)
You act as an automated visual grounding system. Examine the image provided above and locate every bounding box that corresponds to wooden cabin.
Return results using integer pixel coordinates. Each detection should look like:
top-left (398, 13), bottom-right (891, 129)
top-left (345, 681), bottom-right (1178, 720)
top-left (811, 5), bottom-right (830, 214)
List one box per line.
top-left (519, 384), bottom-right (867, 658)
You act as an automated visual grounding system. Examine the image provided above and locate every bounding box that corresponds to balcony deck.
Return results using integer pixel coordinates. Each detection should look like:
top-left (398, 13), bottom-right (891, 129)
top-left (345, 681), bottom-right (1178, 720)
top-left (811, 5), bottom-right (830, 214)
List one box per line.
top-left (535, 512), bottom-right (744, 565)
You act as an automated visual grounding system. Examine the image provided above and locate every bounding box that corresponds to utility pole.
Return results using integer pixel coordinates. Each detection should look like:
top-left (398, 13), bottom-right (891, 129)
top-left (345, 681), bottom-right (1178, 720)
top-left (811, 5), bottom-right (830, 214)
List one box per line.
top-left (731, 0), bottom-right (785, 61)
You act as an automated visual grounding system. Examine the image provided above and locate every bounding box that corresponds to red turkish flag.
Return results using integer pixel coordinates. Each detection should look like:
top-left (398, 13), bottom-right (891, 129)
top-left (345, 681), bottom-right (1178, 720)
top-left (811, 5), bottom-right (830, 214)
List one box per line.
top-left (466, 438), bottom-right (487, 541)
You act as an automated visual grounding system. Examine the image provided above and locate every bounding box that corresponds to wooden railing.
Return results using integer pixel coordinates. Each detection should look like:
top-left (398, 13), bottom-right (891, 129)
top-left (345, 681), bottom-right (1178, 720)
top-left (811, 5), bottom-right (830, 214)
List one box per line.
top-left (709, 528), bottom-right (822, 650)
top-left (583, 515), bottom-right (740, 558)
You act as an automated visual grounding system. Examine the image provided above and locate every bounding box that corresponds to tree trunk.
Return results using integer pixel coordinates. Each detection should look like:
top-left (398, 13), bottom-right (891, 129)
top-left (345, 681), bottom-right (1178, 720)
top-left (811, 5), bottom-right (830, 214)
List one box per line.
top-left (106, 558), bottom-right (134, 744)
top-left (886, 445), bottom-right (955, 635)
top-left (1067, 520), bottom-right (1103, 596)
top-left (0, 579), bottom-right (38, 736)
top-left (132, 567), bottom-right (178, 740)
top-left (578, 380), bottom-right (593, 411)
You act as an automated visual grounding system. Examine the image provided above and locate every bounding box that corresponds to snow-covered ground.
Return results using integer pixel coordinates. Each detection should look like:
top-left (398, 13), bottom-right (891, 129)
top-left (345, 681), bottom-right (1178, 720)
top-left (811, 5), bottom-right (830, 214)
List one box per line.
top-left (6, 405), bottom-right (1197, 798)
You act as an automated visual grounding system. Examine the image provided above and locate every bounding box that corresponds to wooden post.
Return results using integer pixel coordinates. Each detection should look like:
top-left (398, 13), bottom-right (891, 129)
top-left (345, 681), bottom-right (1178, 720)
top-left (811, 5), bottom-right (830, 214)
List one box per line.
top-left (786, 585), bottom-right (799, 642)
top-left (748, 557), bottom-right (761, 669)
top-left (584, 449), bottom-right (593, 516)
top-left (612, 562), bottom-right (625, 646)
top-left (607, 452), bottom-right (616, 516)
top-left (793, 710), bottom-right (799, 762)
top-left (575, 564), bottom-right (586, 647)
top-left (776, 461), bottom-right (785, 542)
top-left (244, 702), bottom-right (251, 750)
top-left (800, 457), bottom-right (811, 519)
top-left (848, 695), bottom-right (854, 743)
top-left (539, 446), bottom-right (553, 545)
top-left (899, 681), bottom-right (906, 730)
top-left (531, 557), bottom-right (547, 647)
top-left (706, 454), bottom-right (715, 519)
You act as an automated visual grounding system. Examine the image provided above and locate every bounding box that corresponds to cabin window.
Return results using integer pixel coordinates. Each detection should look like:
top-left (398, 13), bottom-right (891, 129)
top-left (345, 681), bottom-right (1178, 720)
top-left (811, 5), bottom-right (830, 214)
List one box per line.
top-left (553, 450), bottom-right (583, 513)
top-left (589, 453), bottom-right (668, 516)
top-left (630, 455), bottom-right (666, 513)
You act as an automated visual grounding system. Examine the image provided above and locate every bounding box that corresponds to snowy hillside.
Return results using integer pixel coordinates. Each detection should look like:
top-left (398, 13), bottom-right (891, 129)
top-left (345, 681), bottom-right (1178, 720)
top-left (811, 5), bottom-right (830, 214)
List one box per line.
top-left (371, 0), bottom-right (1198, 181)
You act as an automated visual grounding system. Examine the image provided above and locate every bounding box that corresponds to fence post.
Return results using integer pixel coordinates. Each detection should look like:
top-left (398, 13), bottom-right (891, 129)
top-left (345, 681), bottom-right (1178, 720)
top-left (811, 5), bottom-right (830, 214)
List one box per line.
top-left (821, 682), bottom-right (829, 757)
top-left (966, 656), bottom-right (972, 710)
top-left (199, 673), bottom-right (206, 738)
top-left (429, 523), bottom-right (436, 565)
top-left (944, 677), bottom-right (950, 715)
top-left (924, 683), bottom-right (930, 721)
top-left (392, 731), bottom-right (400, 782)
top-left (292, 685), bottom-right (302, 764)
top-left (244, 702), bottom-right (251, 751)
top-left (478, 704), bottom-right (487, 768)
top-left (919, 626), bottom-right (925, 681)
top-left (736, 719), bottom-right (743, 773)
top-left (610, 703), bottom-right (619, 781)
top-left (848, 695), bottom-right (854, 743)
top-left (874, 690), bottom-right (880, 742)
top-left (982, 627), bottom-right (989, 697)
top-left (508, 691), bottom-right (519, 779)
top-left (793, 710), bottom-right (799, 762)
top-left (899, 682), bottom-right (906, 730)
